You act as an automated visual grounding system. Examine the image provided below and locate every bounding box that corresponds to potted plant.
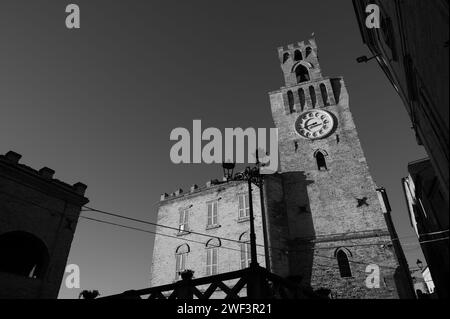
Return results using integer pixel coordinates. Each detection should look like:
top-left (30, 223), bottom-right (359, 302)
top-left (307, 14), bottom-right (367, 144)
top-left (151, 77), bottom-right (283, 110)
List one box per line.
top-left (179, 269), bottom-right (195, 280)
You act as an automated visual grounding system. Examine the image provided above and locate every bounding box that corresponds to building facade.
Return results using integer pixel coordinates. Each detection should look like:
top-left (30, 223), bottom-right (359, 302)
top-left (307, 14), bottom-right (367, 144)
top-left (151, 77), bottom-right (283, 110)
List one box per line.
top-left (151, 38), bottom-right (410, 298)
top-left (0, 151), bottom-right (88, 299)
top-left (402, 158), bottom-right (449, 299)
top-left (151, 180), bottom-right (265, 297)
top-left (353, 0), bottom-right (449, 209)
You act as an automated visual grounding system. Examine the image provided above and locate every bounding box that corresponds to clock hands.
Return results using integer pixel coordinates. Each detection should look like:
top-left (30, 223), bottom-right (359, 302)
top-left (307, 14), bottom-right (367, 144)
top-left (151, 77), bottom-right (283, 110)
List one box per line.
top-left (305, 122), bottom-right (321, 131)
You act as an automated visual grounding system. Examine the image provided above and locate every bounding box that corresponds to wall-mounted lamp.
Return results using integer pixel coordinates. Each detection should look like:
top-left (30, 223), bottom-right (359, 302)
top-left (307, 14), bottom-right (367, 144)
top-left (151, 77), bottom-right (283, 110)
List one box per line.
top-left (356, 54), bottom-right (379, 63)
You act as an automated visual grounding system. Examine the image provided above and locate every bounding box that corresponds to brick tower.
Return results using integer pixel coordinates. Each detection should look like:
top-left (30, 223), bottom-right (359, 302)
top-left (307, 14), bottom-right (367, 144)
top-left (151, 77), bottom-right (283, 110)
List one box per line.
top-left (264, 38), bottom-right (404, 298)
top-left (0, 151), bottom-right (88, 299)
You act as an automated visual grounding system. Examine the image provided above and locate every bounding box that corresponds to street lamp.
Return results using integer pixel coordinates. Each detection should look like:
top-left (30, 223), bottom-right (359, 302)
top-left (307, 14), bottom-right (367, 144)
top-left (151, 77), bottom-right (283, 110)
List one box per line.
top-left (234, 158), bottom-right (265, 268)
top-left (222, 162), bottom-right (236, 181)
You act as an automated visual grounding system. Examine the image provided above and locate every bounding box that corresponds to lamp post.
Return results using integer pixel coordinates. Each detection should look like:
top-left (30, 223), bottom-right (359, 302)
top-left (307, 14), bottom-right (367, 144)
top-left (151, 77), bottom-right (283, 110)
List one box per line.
top-left (234, 163), bottom-right (264, 268)
top-left (223, 153), bottom-right (269, 299)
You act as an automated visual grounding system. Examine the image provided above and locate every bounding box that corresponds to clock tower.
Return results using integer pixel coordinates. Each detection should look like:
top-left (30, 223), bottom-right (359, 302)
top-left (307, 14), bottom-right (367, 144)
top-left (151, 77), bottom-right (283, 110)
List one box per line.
top-left (263, 38), bottom-right (405, 298)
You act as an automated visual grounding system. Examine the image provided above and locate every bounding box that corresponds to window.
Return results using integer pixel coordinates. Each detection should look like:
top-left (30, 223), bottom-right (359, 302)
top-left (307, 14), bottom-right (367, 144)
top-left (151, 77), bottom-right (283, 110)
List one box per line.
top-left (305, 46), bottom-right (312, 58)
top-left (207, 200), bottom-right (218, 227)
top-left (179, 209), bottom-right (189, 232)
top-left (294, 50), bottom-right (303, 61)
top-left (238, 193), bottom-right (250, 219)
top-left (315, 151), bottom-right (327, 171)
top-left (205, 238), bottom-right (220, 276)
top-left (298, 88), bottom-right (306, 111)
top-left (175, 244), bottom-right (190, 279)
top-left (295, 64), bottom-right (310, 83)
top-left (336, 249), bottom-right (352, 278)
top-left (282, 52), bottom-right (290, 63)
top-left (239, 232), bottom-right (251, 269)
top-left (320, 83), bottom-right (329, 106)
top-left (206, 248), bottom-right (218, 276)
top-left (309, 86), bottom-right (316, 108)
top-left (287, 91), bottom-right (295, 113)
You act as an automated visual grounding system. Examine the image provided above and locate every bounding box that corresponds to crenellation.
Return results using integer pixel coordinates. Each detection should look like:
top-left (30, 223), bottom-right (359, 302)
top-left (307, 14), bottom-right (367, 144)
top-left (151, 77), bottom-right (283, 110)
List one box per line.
top-left (39, 167), bottom-right (55, 180)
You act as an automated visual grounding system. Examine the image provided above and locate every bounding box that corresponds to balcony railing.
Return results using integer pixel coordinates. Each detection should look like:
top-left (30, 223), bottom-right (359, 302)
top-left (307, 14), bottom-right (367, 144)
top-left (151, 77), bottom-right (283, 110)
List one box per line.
top-left (98, 265), bottom-right (324, 299)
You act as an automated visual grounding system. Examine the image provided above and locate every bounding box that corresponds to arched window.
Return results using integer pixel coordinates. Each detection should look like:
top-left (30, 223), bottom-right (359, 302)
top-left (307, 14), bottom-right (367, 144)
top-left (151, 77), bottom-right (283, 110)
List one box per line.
top-left (320, 83), bottom-right (329, 106)
top-left (309, 86), bottom-right (317, 108)
top-left (287, 91), bottom-right (295, 113)
top-left (205, 238), bottom-right (220, 275)
top-left (314, 150), bottom-right (327, 170)
top-left (305, 46), bottom-right (312, 58)
top-left (175, 244), bottom-right (190, 279)
top-left (239, 232), bottom-right (251, 269)
top-left (336, 249), bottom-right (352, 278)
top-left (0, 231), bottom-right (49, 279)
top-left (294, 50), bottom-right (303, 61)
top-left (295, 64), bottom-right (310, 83)
top-left (282, 52), bottom-right (290, 63)
top-left (298, 88), bottom-right (306, 111)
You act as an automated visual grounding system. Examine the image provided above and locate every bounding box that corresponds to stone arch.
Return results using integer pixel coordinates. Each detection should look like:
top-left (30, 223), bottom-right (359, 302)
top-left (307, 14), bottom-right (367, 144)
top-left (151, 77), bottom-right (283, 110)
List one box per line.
top-left (0, 231), bottom-right (50, 279)
top-left (239, 232), bottom-right (249, 242)
top-left (313, 149), bottom-right (329, 157)
top-left (205, 238), bottom-right (221, 248)
top-left (176, 243), bottom-right (190, 254)
top-left (295, 64), bottom-right (310, 83)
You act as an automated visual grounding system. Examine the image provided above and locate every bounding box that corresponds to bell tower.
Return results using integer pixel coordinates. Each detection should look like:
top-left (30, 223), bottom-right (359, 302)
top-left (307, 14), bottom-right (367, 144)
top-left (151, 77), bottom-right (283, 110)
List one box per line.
top-left (264, 38), bottom-right (406, 298)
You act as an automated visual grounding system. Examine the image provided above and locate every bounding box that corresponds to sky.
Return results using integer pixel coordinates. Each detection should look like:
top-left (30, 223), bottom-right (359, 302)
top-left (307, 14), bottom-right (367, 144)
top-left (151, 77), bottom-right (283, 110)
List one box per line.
top-left (0, 0), bottom-right (427, 298)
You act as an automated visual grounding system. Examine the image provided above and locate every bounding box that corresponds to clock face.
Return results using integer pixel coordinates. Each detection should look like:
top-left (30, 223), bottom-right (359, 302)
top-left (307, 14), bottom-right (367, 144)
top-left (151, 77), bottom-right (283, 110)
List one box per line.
top-left (295, 110), bottom-right (335, 140)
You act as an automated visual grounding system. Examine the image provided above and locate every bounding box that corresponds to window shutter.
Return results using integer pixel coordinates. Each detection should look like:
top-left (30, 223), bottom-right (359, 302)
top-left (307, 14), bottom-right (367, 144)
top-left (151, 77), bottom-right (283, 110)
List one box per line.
top-left (213, 202), bottom-right (218, 224)
top-left (207, 203), bottom-right (212, 226)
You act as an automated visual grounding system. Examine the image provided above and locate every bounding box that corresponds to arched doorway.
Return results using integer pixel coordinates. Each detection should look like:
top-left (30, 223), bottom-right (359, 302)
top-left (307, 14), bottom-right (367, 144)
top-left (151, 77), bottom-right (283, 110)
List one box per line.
top-left (0, 231), bottom-right (50, 279)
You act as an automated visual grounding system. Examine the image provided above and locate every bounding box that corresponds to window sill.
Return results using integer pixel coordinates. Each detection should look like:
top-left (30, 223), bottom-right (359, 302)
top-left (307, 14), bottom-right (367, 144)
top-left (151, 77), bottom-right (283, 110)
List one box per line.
top-left (237, 217), bottom-right (250, 223)
top-left (177, 231), bottom-right (191, 236)
top-left (206, 224), bottom-right (221, 230)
